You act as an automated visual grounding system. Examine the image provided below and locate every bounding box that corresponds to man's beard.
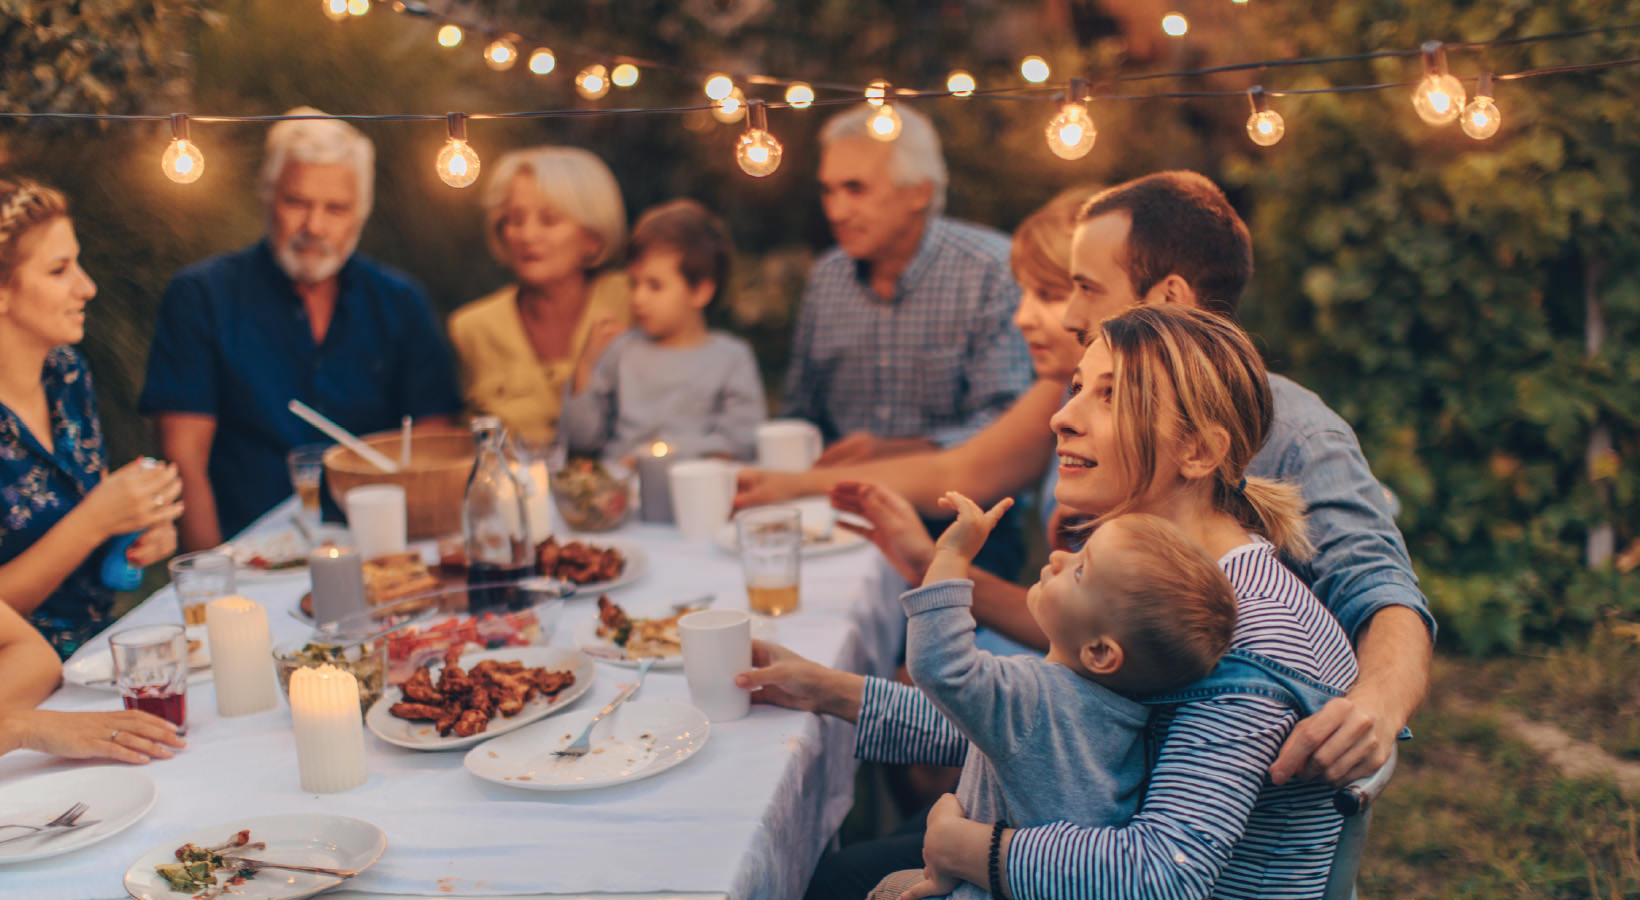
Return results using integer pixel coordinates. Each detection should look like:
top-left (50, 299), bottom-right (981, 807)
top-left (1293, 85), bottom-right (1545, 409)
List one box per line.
top-left (274, 230), bottom-right (359, 284)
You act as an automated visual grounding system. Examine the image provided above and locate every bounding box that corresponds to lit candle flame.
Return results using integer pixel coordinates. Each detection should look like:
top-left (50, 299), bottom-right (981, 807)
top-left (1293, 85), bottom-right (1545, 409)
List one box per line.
top-left (651, 441), bottom-right (671, 457)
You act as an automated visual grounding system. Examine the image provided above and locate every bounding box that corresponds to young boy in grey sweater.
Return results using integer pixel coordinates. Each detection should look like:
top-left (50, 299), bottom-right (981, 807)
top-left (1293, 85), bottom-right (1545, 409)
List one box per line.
top-left (889, 493), bottom-right (1238, 900)
top-left (560, 199), bottom-right (765, 465)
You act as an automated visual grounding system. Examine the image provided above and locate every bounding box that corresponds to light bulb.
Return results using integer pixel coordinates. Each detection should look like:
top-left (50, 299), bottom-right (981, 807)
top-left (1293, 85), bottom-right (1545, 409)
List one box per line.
top-left (1045, 104), bottom-right (1096, 160)
top-left (436, 139), bottom-right (480, 188)
top-left (437, 24), bottom-right (462, 48)
top-left (713, 87), bottom-right (747, 124)
top-left (867, 104), bottom-right (902, 141)
top-left (322, 0), bottom-right (348, 21)
top-left (1460, 97), bottom-right (1500, 139)
top-left (347, 0), bottom-right (369, 15)
top-left (785, 82), bottom-right (814, 109)
top-left (1412, 73), bottom-right (1464, 124)
top-left (483, 38), bottom-right (517, 71)
top-left (1161, 13), bottom-right (1188, 36)
top-left (946, 70), bottom-right (976, 97)
top-left (704, 74), bottom-right (734, 101)
top-left (528, 48), bottom-right (555, 75)
top-left (865, 79), bottom-right (889, 106)
top-left (611, 63), bottom-right (639, 87)
top-left (1020, 56), bottom-right (1050, 83)
top-left (161, 139), bottom-right (205, 184)
top-left (1245, 110), bottom-right (1285, 146)
top-left (737, 131), bottom-right (783, 177)
top-left (576, 64), bottom-right (610, 99)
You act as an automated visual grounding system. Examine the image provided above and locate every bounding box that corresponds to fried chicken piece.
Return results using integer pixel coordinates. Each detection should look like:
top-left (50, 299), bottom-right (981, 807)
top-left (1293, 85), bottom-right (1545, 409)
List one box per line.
top-left (389, 701), bottom-right (446, 720)
top-left (437, 664), bottom-right (472, 697)
top-left (401, 667), bottom-right (443, 704)
top-left (494, 692), bottom-right (526, 717)
top-left (435, 704), bottom-right (463, 736)
top-left (443, 643), bottom-right (465, 671)
top-left (532, 668), bottom-right (577, 698)
top-left (451, 707), bottom-right (490, 737)
top-left (466, 684), bottom-right (495, 718)
top-left (471, 659), bottom-right (524, 678)
top-left (597, 595), bottom-right (629, 631)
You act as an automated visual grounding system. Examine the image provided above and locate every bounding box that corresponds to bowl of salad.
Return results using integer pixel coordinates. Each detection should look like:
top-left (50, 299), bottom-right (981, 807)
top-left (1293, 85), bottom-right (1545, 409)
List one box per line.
top-left (550, 458), bottom-right (634, 532)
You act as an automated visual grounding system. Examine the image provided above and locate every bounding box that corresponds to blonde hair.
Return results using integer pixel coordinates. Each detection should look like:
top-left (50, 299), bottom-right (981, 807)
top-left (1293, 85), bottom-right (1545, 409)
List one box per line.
top-left (1011, 185), bottom-right (1099, 298)
top-left (0, 177), bottom-right (69, 285)
top-left (1097, 305), bottom-right (1314, 560)
top-left (258, 107), bottom-right (375, 219)
top-left (1096, 514), bottom-right (1237, 692)
top-left (819, 103), bottom-right (947, 217)
top-left (481, 146), bottom-right (627, 269)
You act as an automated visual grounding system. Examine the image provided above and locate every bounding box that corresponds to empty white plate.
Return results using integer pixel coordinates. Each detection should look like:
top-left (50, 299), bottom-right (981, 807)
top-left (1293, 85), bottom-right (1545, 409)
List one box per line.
top-left (123, 812), bottom-right (385, 900)
top-left (465, 699), bottom-right (709, 791)
top-left (0, 767), bottom-right (156, 865)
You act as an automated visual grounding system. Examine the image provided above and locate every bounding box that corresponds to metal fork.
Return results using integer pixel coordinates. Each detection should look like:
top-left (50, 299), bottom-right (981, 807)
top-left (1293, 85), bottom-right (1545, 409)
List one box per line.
top-left (0, 802), bottom-right (93, 847)
top-left (553, 658), bottom-right (654, 758)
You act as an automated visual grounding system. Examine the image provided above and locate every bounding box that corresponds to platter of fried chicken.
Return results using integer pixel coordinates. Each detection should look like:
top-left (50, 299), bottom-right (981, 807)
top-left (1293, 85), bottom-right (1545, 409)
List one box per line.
top-left (365, 644), bottom-right (595, 751)
top-left (536, 537), bottom-right (648, 593)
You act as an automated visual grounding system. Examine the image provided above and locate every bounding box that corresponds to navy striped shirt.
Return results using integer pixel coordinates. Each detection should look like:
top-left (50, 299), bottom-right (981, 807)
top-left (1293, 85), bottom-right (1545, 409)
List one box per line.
top-left (855, 538), bottom-right (1358, 899)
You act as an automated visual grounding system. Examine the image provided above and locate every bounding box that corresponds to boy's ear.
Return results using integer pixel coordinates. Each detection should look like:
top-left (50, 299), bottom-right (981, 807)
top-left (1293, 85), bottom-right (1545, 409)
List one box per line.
top-left (1079, 636), bottom-right (1124, 676)
top-left (690, 278), bottom-right (716, 311)
top-left (1178, 424), bottom-right (1230, 481)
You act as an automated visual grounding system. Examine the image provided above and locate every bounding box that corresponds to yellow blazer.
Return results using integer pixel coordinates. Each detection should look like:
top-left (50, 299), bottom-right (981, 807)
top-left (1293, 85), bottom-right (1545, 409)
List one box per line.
top-left (448, 272), bottom-right (631, 447)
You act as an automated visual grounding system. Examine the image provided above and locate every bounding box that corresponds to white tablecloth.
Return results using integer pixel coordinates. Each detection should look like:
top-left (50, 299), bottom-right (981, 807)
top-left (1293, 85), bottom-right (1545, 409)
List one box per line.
top-left (0, 499), bottom-right (906, 899)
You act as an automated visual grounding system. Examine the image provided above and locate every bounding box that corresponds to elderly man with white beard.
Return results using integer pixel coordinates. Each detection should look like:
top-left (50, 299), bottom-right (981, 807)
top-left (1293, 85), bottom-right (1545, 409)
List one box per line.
top-left (141, 108), bottom-right (461, 550)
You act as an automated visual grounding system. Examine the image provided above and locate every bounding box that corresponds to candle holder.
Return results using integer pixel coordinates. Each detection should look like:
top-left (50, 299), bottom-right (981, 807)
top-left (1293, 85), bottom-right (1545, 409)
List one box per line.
top-left (289, 664), bottom-right (369, 792)
top-left (205, 595), bottom-right (280, 717)
top-left (636, 440), bottom-right (677, 524)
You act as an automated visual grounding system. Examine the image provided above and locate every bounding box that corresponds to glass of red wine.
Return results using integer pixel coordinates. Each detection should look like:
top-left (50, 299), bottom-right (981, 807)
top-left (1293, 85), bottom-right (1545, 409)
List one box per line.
top-left (109, 624), bottom-right (189, 736)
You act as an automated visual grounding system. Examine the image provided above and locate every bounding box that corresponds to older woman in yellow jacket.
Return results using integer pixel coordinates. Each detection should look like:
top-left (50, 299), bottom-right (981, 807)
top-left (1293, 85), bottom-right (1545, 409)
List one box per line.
top-left (448, 147), bottom-right (631, 448)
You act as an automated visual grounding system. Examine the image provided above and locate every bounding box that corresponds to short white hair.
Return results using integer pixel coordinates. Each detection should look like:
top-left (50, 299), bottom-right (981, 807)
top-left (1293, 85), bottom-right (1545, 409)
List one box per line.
top-left (258, 107), bottom-right (375, 219)
top-left (481, 146), bottom-right (627, 268)
top-left (819, 103), bottom-right (948, 217)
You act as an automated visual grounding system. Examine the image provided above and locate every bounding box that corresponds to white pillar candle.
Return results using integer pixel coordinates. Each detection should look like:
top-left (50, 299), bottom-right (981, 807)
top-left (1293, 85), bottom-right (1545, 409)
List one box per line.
top-left (309, 545), bottom-right (368, 629)
top-left (517, 459), bottom-right (553, 546)
top-left (205, 595), bottom-right (279, 717)
top-left (289, 664), bottom-right (368, 793)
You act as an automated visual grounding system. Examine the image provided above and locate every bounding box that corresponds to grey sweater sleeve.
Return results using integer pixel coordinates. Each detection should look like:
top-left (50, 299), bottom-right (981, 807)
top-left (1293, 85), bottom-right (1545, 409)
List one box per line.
top-left (902, 578), bottom-right (1047, 763)
top-left (559, 331), bottom-right (629, 455)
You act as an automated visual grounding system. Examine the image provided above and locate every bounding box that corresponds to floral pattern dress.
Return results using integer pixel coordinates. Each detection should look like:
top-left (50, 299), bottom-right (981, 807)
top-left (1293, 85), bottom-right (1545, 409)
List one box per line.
top-left (0, 347), bottom-right (114, 658)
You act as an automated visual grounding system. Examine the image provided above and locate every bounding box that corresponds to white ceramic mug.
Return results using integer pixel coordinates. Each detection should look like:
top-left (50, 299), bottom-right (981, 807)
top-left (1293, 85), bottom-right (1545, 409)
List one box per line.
top-left (678, 609), bottom-right (752, 721)
top-left (343, 484), bottom-right (407, 561)
top-left (669, 459), bottom-right (736, 542)
top-left (756, 420), bottom-right (823, 472)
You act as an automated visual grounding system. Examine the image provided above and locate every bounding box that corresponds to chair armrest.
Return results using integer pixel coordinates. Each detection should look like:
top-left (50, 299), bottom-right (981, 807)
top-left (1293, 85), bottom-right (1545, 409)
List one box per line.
top-left (1332, 745), bottom-right (1398, 816)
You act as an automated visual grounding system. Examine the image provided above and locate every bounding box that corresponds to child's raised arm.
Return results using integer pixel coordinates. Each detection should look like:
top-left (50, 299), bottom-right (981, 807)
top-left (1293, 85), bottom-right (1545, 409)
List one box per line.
top-left (922, 491), bottom-right (1014, 587)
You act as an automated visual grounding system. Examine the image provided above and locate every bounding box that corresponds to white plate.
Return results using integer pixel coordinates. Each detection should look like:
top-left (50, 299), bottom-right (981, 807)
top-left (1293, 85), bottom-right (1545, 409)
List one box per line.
top-left (574, 615), bottom-right (686, 670)
top-left (62, 626), bottom-right (213, 693)
top-left (226, 525), bottom-right (353, 580)
top-left (714, 520), bottom-right (869, 558)
top-left (123, 812), bottom-right (385, 900)
top-left (0, 768), bottom-right (156, 865)
top-left (546, 539), bottom-right (648, 594)
top-left (464, 699), bottom-right (709, 791)
top-left (364, 646), bottom-right (595, 751)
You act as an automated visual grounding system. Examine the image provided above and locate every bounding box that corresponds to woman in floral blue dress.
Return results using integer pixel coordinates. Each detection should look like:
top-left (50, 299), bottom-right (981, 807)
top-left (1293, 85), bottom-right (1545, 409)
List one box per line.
top-left (0, 177), bottom-right (183, 658)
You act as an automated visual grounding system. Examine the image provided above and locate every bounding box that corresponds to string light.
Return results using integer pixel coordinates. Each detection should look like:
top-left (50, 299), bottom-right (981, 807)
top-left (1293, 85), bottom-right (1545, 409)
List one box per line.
top-left (528, 48), bottom-right (555, 75)
top-left (713, 87), bottom-right (747, 123)
top-left (736, 99), bottom-right (784, 177)
top-left (946, 70), bottom-right (976, 97)
top-left (322, 0), bottom-right (348, 21)
top-left (347, 0), bottom-right (369, 15)
top-left (1021, 55), bottom-right (1051, 84)
top-left (867, 84), bottom-right (903, 141)
top-left (435, 113), bottom-right (480, 188)
top-left (1244, 85), bottom-right (1285, 146)
top-left (160, 114), bottom-right (205, 184)
top-left (576, 64), bottom-right (611, 99)
top-left (865, 79), bottom-right (890, 106)
top-left (612, 63), bottom-right (640, 88)
top-left (483, 37), bottom-right (517, 71)
top-left (785, 82), bottom-right (814, 109)
top-left (1162, 13), bottom-right (1189, 37)
top-left (436, 24), bottom-right (462, 48)
top-left (1412, 41), bottom-right (1465, 125)
top-left (1461, 72), bottom-right (1502, 139)
top-left (704, 74), bottom-right (735, 101)
top-left (1044, 78), bottom-right (1096, 160)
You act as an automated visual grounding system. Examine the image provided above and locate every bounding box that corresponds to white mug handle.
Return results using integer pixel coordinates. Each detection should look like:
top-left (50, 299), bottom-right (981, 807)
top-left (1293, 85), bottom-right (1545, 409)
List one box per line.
top-left (805, 426), bottom-right (822, 468)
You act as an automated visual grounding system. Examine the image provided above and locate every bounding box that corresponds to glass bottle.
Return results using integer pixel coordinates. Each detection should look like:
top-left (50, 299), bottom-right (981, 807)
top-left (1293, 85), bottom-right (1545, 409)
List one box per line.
top-left (463, 417), bottom-right (533, 613)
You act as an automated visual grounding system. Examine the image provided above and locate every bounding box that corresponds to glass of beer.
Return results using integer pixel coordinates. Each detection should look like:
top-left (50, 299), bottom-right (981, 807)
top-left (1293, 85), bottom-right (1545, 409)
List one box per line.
top-left (168, 549), bottom-right (236, 626)
top-left (286, 444), bottom-right (330, 519)
top-left (737, 507), bottom-right (801, 616)
top-left (110, 624), bottom-right (189, 735)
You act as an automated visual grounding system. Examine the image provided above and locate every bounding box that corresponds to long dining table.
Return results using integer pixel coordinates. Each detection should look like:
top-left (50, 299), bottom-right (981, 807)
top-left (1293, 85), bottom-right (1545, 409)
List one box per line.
top-left (0, 497), bottom-right (907, 900)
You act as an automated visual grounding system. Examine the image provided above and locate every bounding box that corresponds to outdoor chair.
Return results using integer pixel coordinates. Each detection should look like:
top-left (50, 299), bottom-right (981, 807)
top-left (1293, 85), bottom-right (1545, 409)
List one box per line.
top-left (1322, 745), bottom-right (1399, 900)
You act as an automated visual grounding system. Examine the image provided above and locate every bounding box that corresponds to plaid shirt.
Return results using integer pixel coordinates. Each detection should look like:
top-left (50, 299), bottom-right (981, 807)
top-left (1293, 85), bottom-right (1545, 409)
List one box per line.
top-left (780, 217), bottom-right (1032, 447)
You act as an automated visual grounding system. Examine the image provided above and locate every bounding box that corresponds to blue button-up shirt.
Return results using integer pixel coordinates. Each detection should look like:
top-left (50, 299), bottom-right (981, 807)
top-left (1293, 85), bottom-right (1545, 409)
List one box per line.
top-left (0, 348), bottom-right (114, 657)
top-left (140, 241), bottom-right (462, 537)
top-left (780, 217), bottom-right (1033, 448)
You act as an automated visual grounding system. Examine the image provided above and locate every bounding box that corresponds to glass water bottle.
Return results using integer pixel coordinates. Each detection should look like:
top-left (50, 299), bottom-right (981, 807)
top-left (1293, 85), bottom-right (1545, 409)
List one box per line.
top-left (463, 417), bottom-right (533, 613)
